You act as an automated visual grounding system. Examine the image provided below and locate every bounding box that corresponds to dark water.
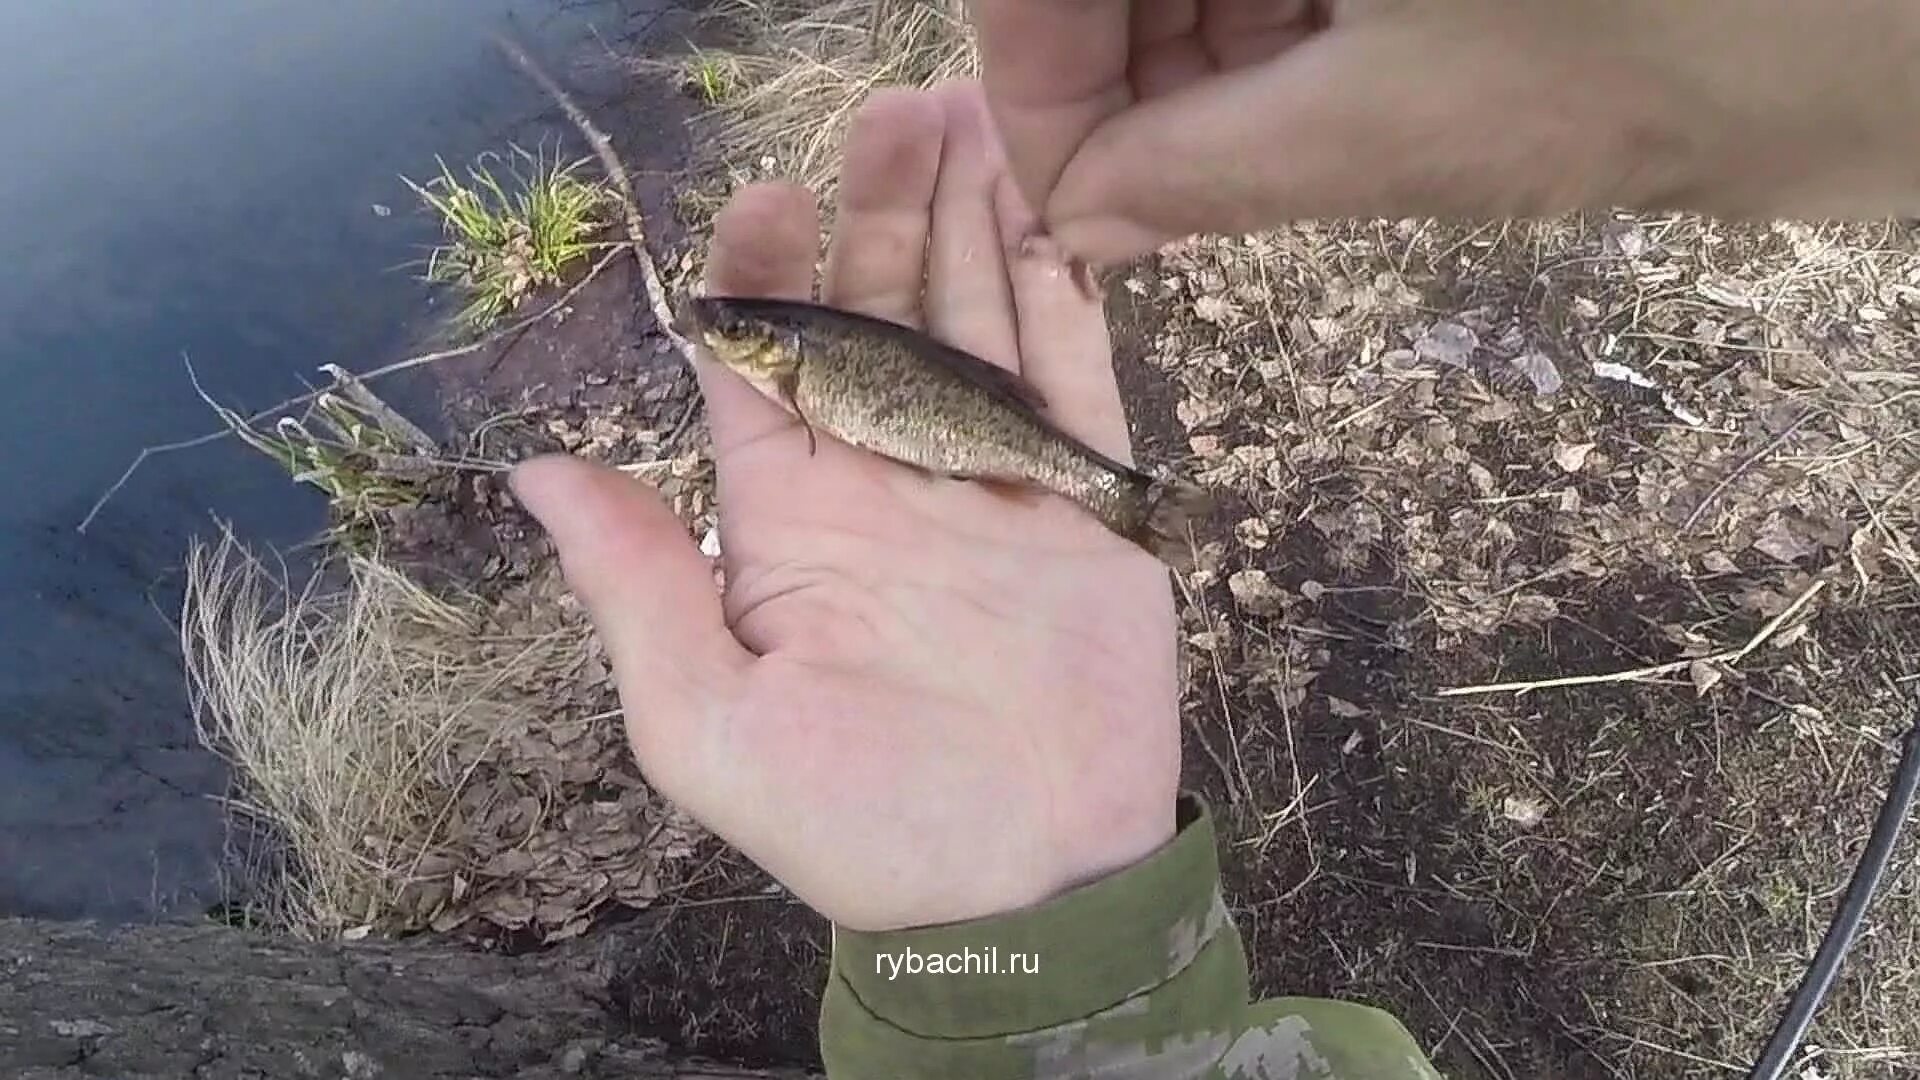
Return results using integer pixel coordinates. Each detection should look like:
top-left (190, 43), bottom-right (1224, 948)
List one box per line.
top-left (0, 0), bottom-right (660, 919)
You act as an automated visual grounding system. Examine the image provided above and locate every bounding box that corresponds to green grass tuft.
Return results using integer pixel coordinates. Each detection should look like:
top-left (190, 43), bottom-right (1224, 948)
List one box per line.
top-left (404, 145), bottom-right (612, 333)
top-left (684, 49), bottom-right (740, 104)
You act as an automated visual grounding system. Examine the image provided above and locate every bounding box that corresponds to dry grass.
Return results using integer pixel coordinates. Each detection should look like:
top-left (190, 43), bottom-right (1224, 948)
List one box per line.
top-left (658, 0), bottom-right (974, 196)
top-left (182, 526), bottom-right (702, 942)
top-left (183, 530), bottom-right (502, 937)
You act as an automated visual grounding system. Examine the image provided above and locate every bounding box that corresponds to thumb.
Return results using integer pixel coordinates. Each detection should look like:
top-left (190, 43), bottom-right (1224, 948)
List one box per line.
top-left (510, 454), bottom-right (749, 778)
top-left (1048, 17), bottom-right (1683, 263)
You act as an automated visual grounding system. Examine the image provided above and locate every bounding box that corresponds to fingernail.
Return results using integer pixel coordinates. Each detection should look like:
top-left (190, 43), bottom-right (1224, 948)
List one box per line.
top-left (507, 454), bottom-right (574, 528)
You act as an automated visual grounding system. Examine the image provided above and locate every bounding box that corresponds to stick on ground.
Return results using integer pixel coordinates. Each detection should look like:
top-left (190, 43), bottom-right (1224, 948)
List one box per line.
top-left (75, 245), bottom-right (630, 534)
top-left (1438, 579), bottom-right (1828, 697)
top-left (490, 30), bottom-right (696, 368)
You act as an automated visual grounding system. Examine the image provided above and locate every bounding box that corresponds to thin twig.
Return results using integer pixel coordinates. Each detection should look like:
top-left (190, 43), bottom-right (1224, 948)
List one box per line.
top-left (1439, 579), bottom-right (1827, 697)
top-left (490, 30), bottom-right (695, 368)
top-left (1170, 571), bottom-right (1250, 806)
top-left (1680, 411), bottom-right (1813, 533)
top-left (75, 244), bottom-right (630, 534)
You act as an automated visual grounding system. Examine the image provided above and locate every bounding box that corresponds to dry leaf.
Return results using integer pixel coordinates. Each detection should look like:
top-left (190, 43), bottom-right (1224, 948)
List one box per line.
top-left (1228, 569), bottom-right (1286, 615)
top-left (1753, 516), bottom-right (1820, 564)
top-left (1502, 795), bottom-right (1547, 829)
top-left (1689, 659), bottom-right (1725, 696)
top-left (1327, 696), bottom-right (1365, 719)
top-left (1507, 352), bottom-right (1563, 396)
top-left (1414, 322), bottom-right (1478, 369)
top-left (1235, 517), bottom-right (1272, 550)
top-left (1553, 442), bottom-right (1597, 474)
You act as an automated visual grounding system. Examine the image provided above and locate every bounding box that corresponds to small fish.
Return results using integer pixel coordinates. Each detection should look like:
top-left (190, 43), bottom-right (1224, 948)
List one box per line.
top-left (676, 295), bottom-right (1208, 567)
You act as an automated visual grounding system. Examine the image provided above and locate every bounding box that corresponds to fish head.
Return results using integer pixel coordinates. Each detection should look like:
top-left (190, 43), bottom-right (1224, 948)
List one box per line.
top-left (675, 296), bottom-right (801, 383)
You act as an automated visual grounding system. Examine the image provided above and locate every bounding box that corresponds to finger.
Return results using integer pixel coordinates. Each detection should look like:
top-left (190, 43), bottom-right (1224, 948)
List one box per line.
top-left (1049, 18), bottom-right (1647, 262)
top-left (923, 80), bottom-right (1019, 369)
top-left (821, 89), bottom-right (945, 325)
top-left (700, 182), bottom-right (820, 455)
top-left (510, 455), bottom-right (751, 780)
top-left (1130, 0), bottom-right (1210, 99)
top-left (967, 0), bottom-right (1133, 210)
top-left (1199, 0), bottom-right (1319, 71)
top-left (996, 175), bottom-right (1133, 464)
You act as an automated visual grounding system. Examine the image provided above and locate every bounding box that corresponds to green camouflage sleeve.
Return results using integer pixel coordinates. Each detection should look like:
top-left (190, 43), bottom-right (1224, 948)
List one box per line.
top-left (819, 796), bottom-right (1441, 1079)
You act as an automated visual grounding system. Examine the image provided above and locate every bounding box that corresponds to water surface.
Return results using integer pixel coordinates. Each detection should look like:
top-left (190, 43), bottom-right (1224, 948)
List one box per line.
top-left (0, 0), bottom-right (653, 918)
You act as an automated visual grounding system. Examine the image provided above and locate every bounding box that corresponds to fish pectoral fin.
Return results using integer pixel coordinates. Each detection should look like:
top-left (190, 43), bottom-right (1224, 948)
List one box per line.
top-left (776, 371), bottom-right (817, 457)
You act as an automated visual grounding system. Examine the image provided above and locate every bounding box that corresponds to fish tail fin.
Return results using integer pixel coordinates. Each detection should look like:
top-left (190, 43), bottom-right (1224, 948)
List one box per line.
top-left (1121, 470), bottom-right (1211, 571)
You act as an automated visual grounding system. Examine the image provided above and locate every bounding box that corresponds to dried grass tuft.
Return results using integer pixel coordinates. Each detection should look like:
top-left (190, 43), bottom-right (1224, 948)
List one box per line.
top-left (661, 0), bottom-right (975, 195)
top-left (182, 529), bottom-right (700, 942)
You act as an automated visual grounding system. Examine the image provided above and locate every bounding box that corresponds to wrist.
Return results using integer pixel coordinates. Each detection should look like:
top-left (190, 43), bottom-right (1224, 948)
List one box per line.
top-left (824, 796), bottom-right (1230, 1042)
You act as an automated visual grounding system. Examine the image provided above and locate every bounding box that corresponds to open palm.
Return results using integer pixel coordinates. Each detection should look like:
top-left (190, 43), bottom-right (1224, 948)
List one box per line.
top-left (513, 83), bottom-right (1178, 932)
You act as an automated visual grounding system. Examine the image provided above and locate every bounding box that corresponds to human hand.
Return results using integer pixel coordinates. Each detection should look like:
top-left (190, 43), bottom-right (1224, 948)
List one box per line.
top-left (510, 83), bottom-right (1179, 933)
top-left (971, 0), bottom-right (1920, 263)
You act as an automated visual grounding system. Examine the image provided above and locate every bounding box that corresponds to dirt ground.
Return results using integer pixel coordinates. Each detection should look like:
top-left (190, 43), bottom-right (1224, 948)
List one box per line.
top-left (244, 8), bottom-right (1920, 1078)
top-left (399, 215), bottom-right (1920, 1079)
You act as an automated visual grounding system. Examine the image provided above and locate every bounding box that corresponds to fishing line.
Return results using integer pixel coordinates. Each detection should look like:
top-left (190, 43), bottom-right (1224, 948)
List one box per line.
top-left (1747, 707), bottom-right (1920, 1080)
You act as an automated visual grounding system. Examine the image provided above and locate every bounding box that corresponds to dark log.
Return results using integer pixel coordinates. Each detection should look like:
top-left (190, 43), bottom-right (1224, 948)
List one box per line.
top-left (0, 918), bottom-right (814, 1079)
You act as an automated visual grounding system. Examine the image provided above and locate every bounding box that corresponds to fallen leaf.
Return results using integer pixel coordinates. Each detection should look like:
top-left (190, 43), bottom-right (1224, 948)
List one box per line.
top-left (1501, 795), bottom-right (1547, 829)
top-left (1701, 551), bottom-right (1740, 575)
top-left (1689, 659), bottom-right (1725, 696)
top-left (1234, 517), bottom-right (1271, 550)
top-left (1753, 516), bottom-right (1820, 564)
top-left (1193, 294), bottom-right (1242, 325)
top-left (1327, 696), bottom-right (1365, 719)
top-left (1507, 352), bottom-right (1563, 396)
top-left (1602, 219), bottom-right (1648, 258)
top-left (1553, 442), bottom-right (1597, 474)
top-left (1228, 569), bottom-right (1286, 615)
top-left (1414, 322), bottom-right (1478, 369)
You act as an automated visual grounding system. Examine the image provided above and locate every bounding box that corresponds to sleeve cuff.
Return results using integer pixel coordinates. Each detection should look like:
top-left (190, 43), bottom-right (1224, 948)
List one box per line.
top-left (828, 795), bottom-right (1230, 1040)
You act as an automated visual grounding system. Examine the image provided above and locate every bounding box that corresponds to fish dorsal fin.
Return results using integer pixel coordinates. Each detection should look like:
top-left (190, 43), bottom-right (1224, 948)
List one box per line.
top-left (921, 337), bottom-right (1050, 413)
top-left (816, 301), bottom-right (1050, 413)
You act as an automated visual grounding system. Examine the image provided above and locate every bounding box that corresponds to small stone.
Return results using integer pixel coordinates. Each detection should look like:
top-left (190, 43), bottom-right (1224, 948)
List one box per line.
top-left (50, 1019), bottom-right (114, 1038)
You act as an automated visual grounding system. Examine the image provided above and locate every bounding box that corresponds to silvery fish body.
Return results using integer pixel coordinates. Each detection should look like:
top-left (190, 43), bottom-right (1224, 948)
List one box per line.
top-left (679, 296), bottom-right (1204, 565)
